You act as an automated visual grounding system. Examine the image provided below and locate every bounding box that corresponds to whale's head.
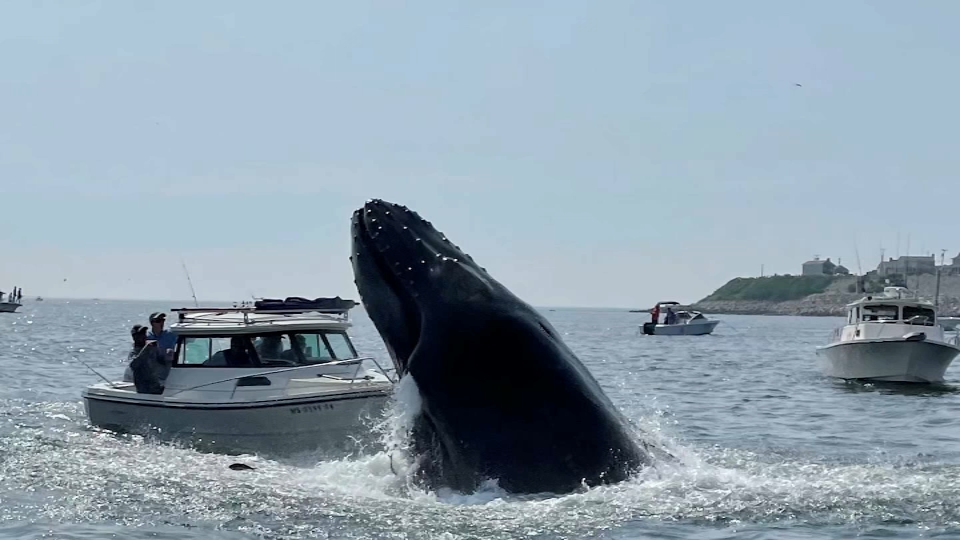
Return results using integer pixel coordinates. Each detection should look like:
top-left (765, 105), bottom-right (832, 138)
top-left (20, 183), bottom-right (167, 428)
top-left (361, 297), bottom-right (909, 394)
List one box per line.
top-left (350, 199), bottom-right (520, 375)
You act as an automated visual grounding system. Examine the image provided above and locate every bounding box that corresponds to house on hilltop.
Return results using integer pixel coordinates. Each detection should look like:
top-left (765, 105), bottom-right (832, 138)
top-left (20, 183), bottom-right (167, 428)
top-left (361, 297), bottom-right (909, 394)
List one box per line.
top-left (949, 252), bottom-right (960, 275)
top-left (877, 255), bottom-right (936, 276)
top-left (802, 256), bottom-right (836, 275)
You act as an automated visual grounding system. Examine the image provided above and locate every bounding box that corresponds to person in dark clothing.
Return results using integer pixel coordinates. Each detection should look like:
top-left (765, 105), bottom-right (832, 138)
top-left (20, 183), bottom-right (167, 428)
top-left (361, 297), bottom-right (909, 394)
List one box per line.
top-left (256, 335), bottom-right (284, 359)
top-left (208, 337), bottom-right (254, 366)
top-left (127, 324), bottom-right (169, 394)
top-left (123, 324), bottom-right (147, 382)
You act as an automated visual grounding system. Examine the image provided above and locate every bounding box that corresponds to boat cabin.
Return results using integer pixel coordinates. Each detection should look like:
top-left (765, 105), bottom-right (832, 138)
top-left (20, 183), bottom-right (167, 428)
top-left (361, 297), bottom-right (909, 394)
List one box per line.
top-left (845, 287), bottom-right (937, 327)
top-left (651, 301), bottom-right (706, 323)
top-left (836, 287), bottom-right (946, 343)
top-left (170, 298), bottom-right (362, 369)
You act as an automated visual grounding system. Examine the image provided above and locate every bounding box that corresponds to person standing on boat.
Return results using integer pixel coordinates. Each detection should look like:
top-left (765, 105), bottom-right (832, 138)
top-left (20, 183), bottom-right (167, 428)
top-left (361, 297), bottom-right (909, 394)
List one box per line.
top-left (651, 303), bottom-right (661, 324)
top-left (665, 307), bottom-right (677, 325)
top-left (126, 324), bottom-right (168, 394)
top-left (148, 312), bottom-right (177, 361)
top-left (123, 324), bottom-right (147, 382)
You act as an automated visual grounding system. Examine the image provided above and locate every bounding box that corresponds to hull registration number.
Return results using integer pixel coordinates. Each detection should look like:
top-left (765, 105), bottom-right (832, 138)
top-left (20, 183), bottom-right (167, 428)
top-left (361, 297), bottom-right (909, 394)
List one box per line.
top-left (289, 403), bottom-right (335, 414)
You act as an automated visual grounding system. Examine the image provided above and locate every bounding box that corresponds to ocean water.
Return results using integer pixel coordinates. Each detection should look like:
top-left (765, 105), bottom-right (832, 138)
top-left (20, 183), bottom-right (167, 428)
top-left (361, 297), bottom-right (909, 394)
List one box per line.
top-left (3, 300), bottom-right (960, 539)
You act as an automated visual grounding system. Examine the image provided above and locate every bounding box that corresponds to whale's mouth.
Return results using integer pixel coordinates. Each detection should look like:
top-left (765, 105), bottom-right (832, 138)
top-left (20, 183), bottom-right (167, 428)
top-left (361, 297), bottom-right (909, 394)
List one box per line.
top-left (350, 199), bottom-right (521, 376)
top-left (352, 198), bottom-right (491, 376)
top-left (350, 202), bottom-right (427, 376)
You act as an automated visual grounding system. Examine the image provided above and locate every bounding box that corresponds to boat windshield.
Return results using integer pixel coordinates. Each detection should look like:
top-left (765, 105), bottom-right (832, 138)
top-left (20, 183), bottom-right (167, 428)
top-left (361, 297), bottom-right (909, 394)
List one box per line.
top-left (903, 305), bottom-right (936, 326)
top-left (176, 331), bottom-right (358, 367)
top-left (861, 304), bottom-right (900, 322)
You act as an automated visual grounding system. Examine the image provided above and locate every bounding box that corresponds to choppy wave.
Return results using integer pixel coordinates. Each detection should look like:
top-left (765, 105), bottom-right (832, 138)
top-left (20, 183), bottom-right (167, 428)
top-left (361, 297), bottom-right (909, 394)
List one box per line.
top-left (2, 395), bottom-right (960, 540)
top-left (4, 302), bottom-right (960, 539)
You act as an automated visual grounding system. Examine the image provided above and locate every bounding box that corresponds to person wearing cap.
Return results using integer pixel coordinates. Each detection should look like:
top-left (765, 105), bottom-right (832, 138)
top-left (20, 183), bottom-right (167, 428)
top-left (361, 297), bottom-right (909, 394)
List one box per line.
top-left (147, 312), bottom-right (178, 360)
top-left (122, 324), bottom-right (149, 382)
top-left (126, 324), bottom-right (170, 394)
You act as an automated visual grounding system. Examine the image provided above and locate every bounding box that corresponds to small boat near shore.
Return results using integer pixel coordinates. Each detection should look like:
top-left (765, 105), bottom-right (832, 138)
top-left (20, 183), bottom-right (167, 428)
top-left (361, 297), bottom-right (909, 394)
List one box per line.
top-left (816, 287), bottom-right (960, 383)
top-left (641, 301), bottom-right (719, 336)
top-left (82, 298), bottom-right (396, 455)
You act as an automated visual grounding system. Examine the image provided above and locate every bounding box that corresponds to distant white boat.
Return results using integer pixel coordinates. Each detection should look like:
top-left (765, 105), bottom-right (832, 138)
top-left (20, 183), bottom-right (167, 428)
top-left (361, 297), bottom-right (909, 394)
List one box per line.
top-left (641, 301), bottom-right (719, 336)
top-left (940, 317), bottom-right (960, 331)
top-left (816, 287), bottom-right (960, 383)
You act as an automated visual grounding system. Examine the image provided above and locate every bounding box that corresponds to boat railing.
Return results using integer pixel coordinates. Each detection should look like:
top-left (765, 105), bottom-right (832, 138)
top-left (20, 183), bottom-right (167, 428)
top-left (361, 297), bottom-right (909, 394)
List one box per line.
top-left (172, 306), bottom-right (351, 325)
top-left (167, 356), bottom-right (397, 397)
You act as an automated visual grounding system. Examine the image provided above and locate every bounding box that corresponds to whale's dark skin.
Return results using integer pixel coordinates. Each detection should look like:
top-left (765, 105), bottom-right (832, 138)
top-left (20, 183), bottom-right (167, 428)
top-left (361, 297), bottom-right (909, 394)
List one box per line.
top-left (350, 199), bottom-right (649, 494)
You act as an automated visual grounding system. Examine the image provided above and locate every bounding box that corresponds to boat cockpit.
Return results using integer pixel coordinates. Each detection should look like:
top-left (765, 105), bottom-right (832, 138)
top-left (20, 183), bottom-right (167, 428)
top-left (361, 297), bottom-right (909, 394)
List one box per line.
top-left (849, 302), bottom-right (937, 326)
top-left (177, 329), bottom-right (358, 368)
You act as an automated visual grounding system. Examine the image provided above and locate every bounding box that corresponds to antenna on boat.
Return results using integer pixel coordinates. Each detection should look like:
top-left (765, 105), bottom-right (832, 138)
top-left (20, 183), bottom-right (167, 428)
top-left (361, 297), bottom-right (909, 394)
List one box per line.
top-left (181, 259), bottom-right (199, 308)
top-left (852, 237), bottom-right (865, 293)
top-left (854, 242), bottom-right (863, 276)
top-left (936, 249), bottom-right (946, 309)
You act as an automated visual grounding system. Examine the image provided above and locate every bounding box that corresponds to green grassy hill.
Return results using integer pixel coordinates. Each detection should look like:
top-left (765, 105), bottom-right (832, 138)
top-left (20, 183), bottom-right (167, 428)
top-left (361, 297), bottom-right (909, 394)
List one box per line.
top-left (700, 275), bottom-right (840, 303)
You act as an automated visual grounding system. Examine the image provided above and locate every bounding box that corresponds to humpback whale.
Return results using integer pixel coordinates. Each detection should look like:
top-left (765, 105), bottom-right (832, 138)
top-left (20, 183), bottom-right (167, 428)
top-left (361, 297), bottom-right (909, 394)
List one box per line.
top-left (350, 199), bottom-right (649, 494)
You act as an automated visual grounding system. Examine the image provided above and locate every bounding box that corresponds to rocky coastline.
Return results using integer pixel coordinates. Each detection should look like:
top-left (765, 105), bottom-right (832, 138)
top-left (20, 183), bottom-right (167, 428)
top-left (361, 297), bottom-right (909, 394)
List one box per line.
top-left (683, 274), bottom-right (960, 317)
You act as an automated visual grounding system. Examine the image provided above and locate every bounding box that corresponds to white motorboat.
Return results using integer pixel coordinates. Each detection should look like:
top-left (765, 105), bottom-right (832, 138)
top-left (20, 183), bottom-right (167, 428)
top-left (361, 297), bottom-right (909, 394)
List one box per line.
top-left (0, 290), bottom-right (20, 312)
top-left (82, 297), bottom-right (396, 455)
top-left (940, 317), bottom-right (960, 331)
top-left (641, 301), bottom-right (719, 336)
top-left (816, 287), bottom-right (960, 383)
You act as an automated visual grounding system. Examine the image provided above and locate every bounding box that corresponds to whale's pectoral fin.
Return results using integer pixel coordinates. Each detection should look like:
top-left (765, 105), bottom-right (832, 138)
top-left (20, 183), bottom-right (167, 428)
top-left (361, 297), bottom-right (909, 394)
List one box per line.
top-left (408, 412), bottom-right (444, 490)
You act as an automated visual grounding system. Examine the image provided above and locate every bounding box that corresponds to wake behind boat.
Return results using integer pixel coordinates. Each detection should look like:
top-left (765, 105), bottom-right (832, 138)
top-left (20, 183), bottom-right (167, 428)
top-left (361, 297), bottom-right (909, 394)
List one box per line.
top-left (82, 298), bottom-right (396, 455)
top-left (641, 301), bottom-right (719, 336)
top-left (816, 287), bottom-right (960, 383)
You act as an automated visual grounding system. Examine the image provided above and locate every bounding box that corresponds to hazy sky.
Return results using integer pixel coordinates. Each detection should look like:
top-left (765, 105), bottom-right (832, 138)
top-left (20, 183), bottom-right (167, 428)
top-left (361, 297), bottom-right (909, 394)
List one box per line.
top-left (2, 1), bottom-right (958, 307)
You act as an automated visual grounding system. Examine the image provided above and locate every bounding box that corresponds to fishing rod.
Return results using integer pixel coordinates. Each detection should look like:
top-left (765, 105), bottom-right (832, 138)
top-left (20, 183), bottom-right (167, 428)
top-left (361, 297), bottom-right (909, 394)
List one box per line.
top-left (854, 237), bottom-right (865, 293)
top-left (74, 356), bottom-right (118, 388)
top-left (181, 259), bottom-right (199, 307)
top-left (852, 234), bottom-right (863, 277)
top-left (936, 249), bottom-right (946, 309)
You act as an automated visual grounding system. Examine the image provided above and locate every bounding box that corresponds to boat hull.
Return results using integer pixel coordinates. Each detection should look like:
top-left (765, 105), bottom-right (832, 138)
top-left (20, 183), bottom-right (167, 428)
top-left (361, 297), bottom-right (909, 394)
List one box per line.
top-left (0, 302), bottom-right (21, 313)
top-left (642, 320), bottom-right (719, 336)
top-left (816, 339), bottom-right (960, 383)
top-left (81, 387), bottom-right (392, 456)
